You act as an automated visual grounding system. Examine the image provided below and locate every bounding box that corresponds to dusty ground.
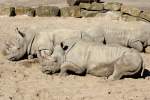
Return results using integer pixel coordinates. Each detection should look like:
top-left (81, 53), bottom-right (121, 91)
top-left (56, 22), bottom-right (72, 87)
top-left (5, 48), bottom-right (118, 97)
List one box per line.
top-left (0, 16), bottom-right (150, 100)
top-left (0, 0), bottom-right (150, 100)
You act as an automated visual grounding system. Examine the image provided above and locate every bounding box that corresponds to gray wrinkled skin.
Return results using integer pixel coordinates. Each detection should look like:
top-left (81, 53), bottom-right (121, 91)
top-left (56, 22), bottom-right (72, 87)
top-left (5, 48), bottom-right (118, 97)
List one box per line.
top-left (6, 28), bottom-right (82, 61)
top-left (83, 20), bottom-right (150, 52)
top-left (47, 39), bottom-right (144, 80)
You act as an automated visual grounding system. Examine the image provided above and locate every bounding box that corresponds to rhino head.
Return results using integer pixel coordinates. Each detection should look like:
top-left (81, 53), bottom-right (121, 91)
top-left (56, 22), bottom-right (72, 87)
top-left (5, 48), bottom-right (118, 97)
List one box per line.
top-left (6, 28), bottom-right (31, 61)
top-left (40, 44), bottom-right (66, 74)
top-left (41, 37), bottom-right (78, 74)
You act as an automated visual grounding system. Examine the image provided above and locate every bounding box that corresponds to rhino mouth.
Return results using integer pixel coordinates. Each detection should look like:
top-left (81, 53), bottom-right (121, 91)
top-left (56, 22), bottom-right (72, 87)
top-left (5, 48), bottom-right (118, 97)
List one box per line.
top-left (7, 51), bottom-right (27, 61)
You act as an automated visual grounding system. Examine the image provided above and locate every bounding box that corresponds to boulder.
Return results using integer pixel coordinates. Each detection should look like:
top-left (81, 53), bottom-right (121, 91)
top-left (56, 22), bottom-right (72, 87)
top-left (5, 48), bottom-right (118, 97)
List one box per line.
top-left (95, 12), bottom-right (105, 17)
top-left (121, 5), bottom-right (141, 17)
top-left (0, 6), bottom-right (15, 16)
top-left (26, 8), bottom-right (36, 17)
top-left (140, 10), bottom-right (150, 22)
top-left (79, 2), bottom-right (104, 11)
top-left (90, 2), bottom-right (104, 11)
top-left (60, 6), bottom-right (81, 17)
top-left (36, 6), bottom-right (59, 17)
top-left (79, 3), bottom-right (91, 10)
top-left (104, 2), bottom-right (122, 11)
top-left (81, 10), bottom-right (99, 17)
top-left (67, 0), bottom-right (100, 6)
top-left (15, 7), bottom-right (26, 15)
top-left (15, 7), bottom-right (35, 17)
top-left (121, 14), bottom-right (137, 21)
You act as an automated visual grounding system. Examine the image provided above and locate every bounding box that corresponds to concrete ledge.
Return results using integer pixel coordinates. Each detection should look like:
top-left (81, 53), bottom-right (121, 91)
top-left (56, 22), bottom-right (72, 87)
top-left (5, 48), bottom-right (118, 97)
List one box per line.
top-left (0, 1), bottom-right (149, 22)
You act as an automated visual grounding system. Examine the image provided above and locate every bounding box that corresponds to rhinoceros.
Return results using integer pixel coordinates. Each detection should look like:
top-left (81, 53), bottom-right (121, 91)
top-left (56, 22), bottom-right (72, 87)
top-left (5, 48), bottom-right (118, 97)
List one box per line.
top-left (6, 27), bottom-right (82, 61)
top-left (83, 20), bottom-right (150, 52)
top-left (43, 38), bottom-right (144, 80)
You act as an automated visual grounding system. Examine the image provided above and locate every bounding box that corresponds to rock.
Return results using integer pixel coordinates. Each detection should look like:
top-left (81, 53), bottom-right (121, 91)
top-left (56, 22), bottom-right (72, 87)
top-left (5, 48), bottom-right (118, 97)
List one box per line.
top-left (145, 46), bottom-right (150, 53)
top-left (95, 12), bottom-right (105, 17)
top-left (15, 7), bottom-right (26, 15)
top-left (81, 10), bottom-right (99, 17)
top-left (15, 7), bottom-right (35, 17)
top-left (36, 6), bottom-right (59, 17)
top-left (79, 2), bottom-right (104, 11)
top-left (60, 7), bottom-right (70, 17)
top-left (26, 8), bottom-right (36, 17)
top-left (140, 10), bottom-right (150, 22)
top-left (67, 0), bottom-right (100, 6)
top-left (60, 6), bottom-right (81, 17)
top-left (90, 2), bottom-right (104, 11)
top-left (79, 3), bottom-right (91, 10)
top-left (0, 6), bottom-right (15, 16)
top-left (104, 2), bottom-right (122, 11)
top-left (67, 0), bottom-right (80, 6)
top-left (121, 5), bottom-right (141, 17)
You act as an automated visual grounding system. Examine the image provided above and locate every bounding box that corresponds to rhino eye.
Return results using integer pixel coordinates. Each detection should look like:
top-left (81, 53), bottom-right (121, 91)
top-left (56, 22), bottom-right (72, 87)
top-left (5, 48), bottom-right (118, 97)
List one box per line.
top-left (17, 47), bottom-right (20, 50)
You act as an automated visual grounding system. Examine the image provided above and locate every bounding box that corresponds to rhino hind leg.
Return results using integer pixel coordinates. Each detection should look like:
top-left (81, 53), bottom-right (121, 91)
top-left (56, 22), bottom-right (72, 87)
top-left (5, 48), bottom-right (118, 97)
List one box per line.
top-left (129, 41), bottom-right (143, 52)
top-left (108, 52), bottom-right (142, 80)
top-left (59, 61), bottom-right (86, 76)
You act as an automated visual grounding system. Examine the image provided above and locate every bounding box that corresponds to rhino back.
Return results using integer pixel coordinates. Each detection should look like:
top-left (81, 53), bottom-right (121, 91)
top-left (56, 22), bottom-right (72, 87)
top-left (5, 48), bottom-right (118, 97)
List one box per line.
top-left (50, 29), bottom-right (82, 45)
top-left (65, 41), bottom-right (130, 67)
top-left (30, 29), bottom-right (81, 56)
top-left (87, 45), bottom-right (130, 64)
top-left (102, 20), bottom-right (150, 45)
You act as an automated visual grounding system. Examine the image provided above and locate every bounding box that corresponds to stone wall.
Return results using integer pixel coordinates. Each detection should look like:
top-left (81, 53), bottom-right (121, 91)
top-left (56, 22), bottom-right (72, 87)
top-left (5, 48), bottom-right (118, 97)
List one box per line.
top-left (0, 1), bottom-right (150, 22)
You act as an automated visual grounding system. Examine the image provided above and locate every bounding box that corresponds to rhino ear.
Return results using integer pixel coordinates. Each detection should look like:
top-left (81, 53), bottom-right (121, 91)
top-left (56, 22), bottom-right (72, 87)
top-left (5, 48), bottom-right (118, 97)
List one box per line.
top-left (63, 45), bottom-right (68, 51)
top-left (60, 42), bottom-right (63, 48)
top-left (16, 27), bottom-right (25, 38)
top-left (60, 42), bottom-right (68, 51)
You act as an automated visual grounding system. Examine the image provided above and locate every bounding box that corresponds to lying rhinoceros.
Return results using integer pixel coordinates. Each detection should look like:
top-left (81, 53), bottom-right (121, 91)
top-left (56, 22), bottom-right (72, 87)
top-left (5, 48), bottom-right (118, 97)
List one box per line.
top-left (83, 20), bottom-right (150, 52)
top-left (6, 28), bottom-right (82, 61)
top-left (43, 39), bottom-right (144, 80)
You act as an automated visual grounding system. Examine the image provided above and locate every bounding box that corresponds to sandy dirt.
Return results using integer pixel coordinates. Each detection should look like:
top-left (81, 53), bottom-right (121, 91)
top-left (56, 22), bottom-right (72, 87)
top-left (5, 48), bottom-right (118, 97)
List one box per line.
top-left (0, 0), bottom-right (150, 100)
top-left (0, 16), bottom-right (150, 100)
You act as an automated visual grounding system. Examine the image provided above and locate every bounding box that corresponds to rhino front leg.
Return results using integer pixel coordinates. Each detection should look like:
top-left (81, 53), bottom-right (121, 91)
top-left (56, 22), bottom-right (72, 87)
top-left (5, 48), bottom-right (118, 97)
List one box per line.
top-left (128, 40), bottom-right (143, 52)
top-left (59, 61), bottom-right (86, 76)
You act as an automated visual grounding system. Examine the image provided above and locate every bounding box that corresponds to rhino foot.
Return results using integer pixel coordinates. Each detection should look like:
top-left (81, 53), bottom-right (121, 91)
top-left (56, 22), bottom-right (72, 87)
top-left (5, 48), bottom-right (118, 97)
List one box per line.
top-left (129, 40), bottom-right (143, 52)
top-left (59, 71), bottom-right (68, 77)
top-left (108, 73), bottom-right (122, 81)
